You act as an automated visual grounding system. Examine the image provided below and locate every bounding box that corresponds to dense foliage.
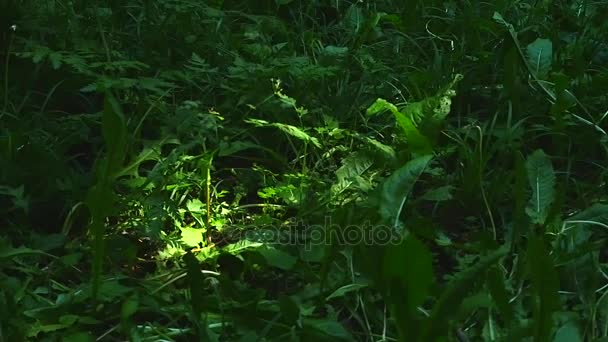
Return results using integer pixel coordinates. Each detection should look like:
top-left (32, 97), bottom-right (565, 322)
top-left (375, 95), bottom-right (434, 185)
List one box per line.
top-left (2, 1), bottom-right (608, 341)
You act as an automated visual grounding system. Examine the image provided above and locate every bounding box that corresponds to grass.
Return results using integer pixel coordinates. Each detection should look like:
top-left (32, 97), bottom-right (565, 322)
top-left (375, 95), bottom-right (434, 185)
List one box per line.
top-left (1, 0), bottom-right (608, 341)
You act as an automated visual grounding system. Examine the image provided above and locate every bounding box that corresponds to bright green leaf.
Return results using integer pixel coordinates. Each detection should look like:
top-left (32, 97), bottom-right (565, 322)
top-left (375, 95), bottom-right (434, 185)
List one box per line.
top-left (366, 98), bottom-right (433, 155)
top-left (180, 227), bottom-right (204, 247)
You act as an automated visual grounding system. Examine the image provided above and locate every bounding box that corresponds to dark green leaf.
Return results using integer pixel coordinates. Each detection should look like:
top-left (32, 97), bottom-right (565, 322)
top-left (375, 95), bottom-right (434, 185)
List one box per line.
top-left (258, 247), bottom-right (297, 270)
top-left (525, 150), bottom-right (555, 225)
top-left (383, 235), bottom-right (434, 311)
top-left (380, 155), bottom-right (433, 227)
top-left (421, 245), bottom-right (509, 341)
top-left (527, 235), bottom-right (560, 342)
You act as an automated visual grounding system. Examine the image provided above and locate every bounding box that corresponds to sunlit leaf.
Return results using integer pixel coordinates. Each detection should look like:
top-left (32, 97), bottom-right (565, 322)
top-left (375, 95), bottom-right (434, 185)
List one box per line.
top-left (180, 227), bottom-right (204, 247)
top-left (367, 98), bottom-right (432, 154)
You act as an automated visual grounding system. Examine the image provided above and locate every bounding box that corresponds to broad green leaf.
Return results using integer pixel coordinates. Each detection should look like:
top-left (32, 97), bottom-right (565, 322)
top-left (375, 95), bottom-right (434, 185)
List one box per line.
top-left (278, 295), bottom-right (300, 325)
top-left (343, 5), bottom-right (364, 33)
top-left (553, 321), bottom-right (582, 342)
top-left (332, 152), bottom-right (374, 194)
top-left (527, 235), bottom-right (560, 342)
top-left (525, 150), bottom-right (555, 225)
top-left (257, 246), bottom-right (297, 270)
top-left (401, 74), bottom-right (461, 125)
top-left (383, 235), bottom-right (434, 313)
top-left (180, 227), bottom-right (204, 247)
top-left (121, 294), bottom-right (139, 322)
top-left (303, 318), bottom-right (353, 341)
top-left (335, 152), bottom-right (373, 182)
top-left (394, 110), bottom-right (433, 155)
top-left (379, 155), bottom-right (433, 227)
top-left (186, 199), bottom-right (205, 213)
top-left (366, 98), bottom-right (399, 116)
top-left (368, 75), bottom-right (460, 155)
top-left (102, 92), bottom-right (128, 176)
top-left (362, 136), bottom-right (396, 161)
top-left (366, 98), bottom-right (432, 155)
top-left (95, 278), bottom-right (132, 302)
top-left (526, 38), bottom-right (553, 79)
top-left (222, 240), bottom-right (264, 255)
top-left (421, 245), bottom-right (509, 341)
top-left (566, 203), bottom-right (608, 224)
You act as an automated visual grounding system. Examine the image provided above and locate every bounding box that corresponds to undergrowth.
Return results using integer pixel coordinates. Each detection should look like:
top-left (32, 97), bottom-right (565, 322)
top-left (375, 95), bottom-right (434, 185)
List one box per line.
top-left (1, 1), bottom-right (608, 341)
